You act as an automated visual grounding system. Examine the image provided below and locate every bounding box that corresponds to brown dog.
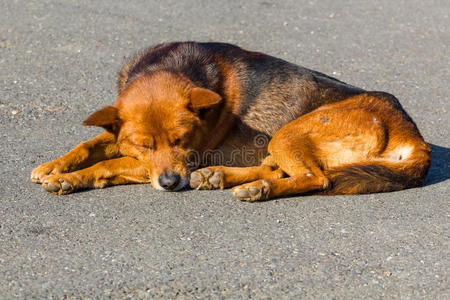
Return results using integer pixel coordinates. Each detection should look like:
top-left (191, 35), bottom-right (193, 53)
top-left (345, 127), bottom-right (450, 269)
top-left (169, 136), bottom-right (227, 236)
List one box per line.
top-left (31, 42), bottom-right (430, 200)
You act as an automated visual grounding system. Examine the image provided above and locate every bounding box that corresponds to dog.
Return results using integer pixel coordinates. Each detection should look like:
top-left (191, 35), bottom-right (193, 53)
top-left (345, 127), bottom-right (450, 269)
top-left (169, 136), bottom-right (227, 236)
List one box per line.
top-left (31, 42), bottom-right (430, 201)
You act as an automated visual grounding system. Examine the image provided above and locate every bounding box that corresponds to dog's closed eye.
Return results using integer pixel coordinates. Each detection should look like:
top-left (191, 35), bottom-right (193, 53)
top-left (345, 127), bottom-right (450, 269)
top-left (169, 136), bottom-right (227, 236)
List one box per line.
top-left (171, 138), bottom-right (182, 146)
top-left (129, 140), bottom-right (154, 150)
top-left (126, 135), bottom-right (155, 150)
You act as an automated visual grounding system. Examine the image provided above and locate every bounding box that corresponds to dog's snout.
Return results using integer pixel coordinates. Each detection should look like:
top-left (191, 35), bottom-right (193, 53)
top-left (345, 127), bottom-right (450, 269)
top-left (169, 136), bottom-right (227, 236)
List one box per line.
top-left (158, 172), bottom-right (181, 191)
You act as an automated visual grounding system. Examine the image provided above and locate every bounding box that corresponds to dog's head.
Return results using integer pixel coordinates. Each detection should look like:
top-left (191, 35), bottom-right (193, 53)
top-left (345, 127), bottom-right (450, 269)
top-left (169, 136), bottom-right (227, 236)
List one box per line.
top-left (83, 71), bottom-right (222, 191)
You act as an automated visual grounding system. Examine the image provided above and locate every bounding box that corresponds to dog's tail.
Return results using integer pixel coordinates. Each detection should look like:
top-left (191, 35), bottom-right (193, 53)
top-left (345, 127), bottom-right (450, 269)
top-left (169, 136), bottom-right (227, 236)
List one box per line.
top-left (324, 145), bottom-right (431, 195)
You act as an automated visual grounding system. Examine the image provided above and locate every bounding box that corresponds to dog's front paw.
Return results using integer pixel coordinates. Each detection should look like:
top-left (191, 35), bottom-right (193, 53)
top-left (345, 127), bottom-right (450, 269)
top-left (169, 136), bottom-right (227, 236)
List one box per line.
top-left (190, 167), bottom-right (224, 190)
top-left (41, 174), bottom-right (82, 195)
top-left (31, 160), bottom-right (67, 183)
top-left (232, 180), bottom-right (271, 202)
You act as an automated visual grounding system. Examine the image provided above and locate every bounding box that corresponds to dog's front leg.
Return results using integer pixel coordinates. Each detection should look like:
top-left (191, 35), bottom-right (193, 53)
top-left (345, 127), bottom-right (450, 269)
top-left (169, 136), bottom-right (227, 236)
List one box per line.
top-left (31, 132), bottom-right (120, 183)
top-left (40, 157), bottom-right (150, 195)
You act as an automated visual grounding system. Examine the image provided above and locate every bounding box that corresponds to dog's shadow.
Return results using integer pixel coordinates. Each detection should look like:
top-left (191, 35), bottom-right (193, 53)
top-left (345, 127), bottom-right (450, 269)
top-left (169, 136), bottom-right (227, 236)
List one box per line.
top-left (424, 143), bottom-right (450, 186)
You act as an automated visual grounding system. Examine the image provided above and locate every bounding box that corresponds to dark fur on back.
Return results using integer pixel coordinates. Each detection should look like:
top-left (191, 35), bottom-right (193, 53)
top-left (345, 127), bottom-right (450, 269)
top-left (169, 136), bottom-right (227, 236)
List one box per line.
top-left (118, 42), bottom-right (365, 138)
top-left (118, 42), bottom-right (222, 95)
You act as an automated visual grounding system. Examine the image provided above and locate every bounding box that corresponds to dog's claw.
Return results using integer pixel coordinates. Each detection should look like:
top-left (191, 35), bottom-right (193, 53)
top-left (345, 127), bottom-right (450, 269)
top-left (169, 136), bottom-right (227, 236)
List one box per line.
top-left (189, 171), bottom-right (203, 189)
top-left (42, 175), bottom-right (76, 195)
top-left (189, 168), bottom-right (224, 190)
top-left (31, 161), bottom-right (64, 183)
top-left (200, 168), bottom-right (212, 177)
top-left (209, 171), bottom-right (222, 188)
top-left (234, 189), bottom-right (250, 198)
top-left (248, 186), bottom-right (260, 195)
top-left (232, 180), bottom-right (271, 202)
top-left (45, 182), bottom-right (61, 193)
top-left (61, 181), bottom-right (72, 191)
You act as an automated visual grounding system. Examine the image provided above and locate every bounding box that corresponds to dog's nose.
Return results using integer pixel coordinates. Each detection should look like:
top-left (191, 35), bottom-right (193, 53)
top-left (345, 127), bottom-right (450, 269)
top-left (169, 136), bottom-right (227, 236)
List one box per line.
top-left (158, 172), bottom-right (181, 191)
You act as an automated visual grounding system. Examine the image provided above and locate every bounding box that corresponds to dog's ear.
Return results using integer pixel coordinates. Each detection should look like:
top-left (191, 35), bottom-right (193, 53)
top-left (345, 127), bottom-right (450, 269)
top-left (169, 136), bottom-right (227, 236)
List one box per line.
top-left (189, 87), bottom-right (222, 110)
top-left (83, 105), bottom-right (121, 133)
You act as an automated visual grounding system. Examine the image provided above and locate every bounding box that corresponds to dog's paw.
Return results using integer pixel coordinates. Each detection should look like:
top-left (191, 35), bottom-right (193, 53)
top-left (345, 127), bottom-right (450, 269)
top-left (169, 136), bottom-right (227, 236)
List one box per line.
top-left (31, 161), bottom-right (66, 183)
top-left (232, 180), bottom-right (271, 202)
top-left (190, 167), bottom-right (224, 190)
top-left (41, 174), bottom-right (82, 195)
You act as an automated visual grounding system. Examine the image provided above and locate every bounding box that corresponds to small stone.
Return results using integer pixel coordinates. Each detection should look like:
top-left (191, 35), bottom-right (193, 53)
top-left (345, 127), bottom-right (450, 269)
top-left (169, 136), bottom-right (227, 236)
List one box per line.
top-left (0, 39), bottom-right (11, 48)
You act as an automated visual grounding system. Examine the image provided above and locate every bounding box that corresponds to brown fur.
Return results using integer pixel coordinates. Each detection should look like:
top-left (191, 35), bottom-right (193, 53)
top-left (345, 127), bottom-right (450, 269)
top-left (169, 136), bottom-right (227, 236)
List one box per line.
top-left (226, 93), bottom-right (430, 201)
top-left (31, 42), bottom-right (430, 200)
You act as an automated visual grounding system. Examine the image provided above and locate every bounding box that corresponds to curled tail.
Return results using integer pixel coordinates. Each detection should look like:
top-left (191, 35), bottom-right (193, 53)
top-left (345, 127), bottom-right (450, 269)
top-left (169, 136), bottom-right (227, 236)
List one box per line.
top-left (324, 151), bottom-right (431, 195)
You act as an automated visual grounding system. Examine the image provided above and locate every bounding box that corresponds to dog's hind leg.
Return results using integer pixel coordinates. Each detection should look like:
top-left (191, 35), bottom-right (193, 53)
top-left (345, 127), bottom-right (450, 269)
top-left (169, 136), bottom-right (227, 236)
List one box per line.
top-left (40, 157), bottom-right (150, 195)
top-left (232, 138), bottom-right (329, 201)
top-left (232, 175), bottom-right (329, 202)
top-left (31, 132), bottom-right (120, 183)
top-left (190, 160), bottom-right (284, 190)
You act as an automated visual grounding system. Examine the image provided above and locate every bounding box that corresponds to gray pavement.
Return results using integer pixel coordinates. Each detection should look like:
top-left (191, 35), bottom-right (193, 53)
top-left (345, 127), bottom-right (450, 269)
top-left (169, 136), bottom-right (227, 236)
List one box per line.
top-left (0, 0), bottom-right (449, 298)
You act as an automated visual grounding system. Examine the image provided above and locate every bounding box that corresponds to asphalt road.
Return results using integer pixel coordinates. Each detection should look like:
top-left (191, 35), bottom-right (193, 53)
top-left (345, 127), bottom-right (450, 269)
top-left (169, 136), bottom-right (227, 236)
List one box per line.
top-left (0, 0), bottom-right (449, 298)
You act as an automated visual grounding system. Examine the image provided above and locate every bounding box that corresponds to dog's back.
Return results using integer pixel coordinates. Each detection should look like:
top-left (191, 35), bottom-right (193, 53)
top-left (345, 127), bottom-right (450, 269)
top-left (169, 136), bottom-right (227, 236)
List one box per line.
top-left (119, 42), bottom-right (364, 135)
